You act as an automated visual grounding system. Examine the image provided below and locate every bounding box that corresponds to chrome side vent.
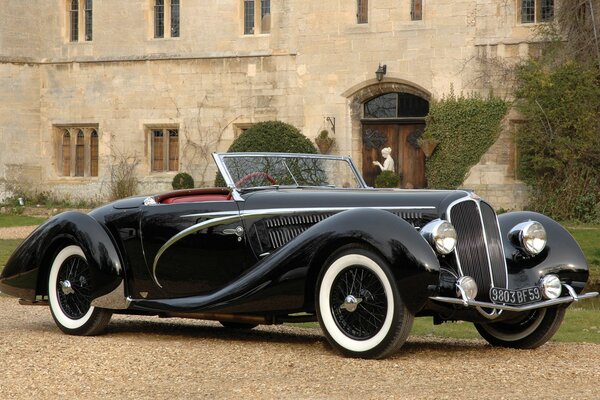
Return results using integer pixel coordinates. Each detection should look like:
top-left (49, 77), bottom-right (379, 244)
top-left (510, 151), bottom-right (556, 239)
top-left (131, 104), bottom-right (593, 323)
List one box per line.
top-left (265, 214), bottom-right (332, 249)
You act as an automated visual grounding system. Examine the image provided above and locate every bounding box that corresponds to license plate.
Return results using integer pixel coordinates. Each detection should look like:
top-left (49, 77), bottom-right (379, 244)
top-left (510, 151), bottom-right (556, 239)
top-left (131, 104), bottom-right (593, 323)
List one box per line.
top-left (489, 286), bottom-right (542, 305)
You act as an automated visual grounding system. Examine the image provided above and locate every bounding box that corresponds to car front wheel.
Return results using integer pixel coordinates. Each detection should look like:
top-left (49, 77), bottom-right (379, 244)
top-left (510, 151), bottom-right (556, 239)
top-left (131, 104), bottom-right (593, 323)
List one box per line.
top-left (48, 245), bottom-right (112, 335)
top-left (315, 245), bottom-right (413, 359)
top-left (474, 307), bottom-right (566, 349)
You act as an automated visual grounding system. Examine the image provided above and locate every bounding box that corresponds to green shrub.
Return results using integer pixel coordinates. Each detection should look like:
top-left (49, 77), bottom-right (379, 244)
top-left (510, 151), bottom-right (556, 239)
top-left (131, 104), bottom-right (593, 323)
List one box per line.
top-left (515, 60), bottom-right (600, 222)
top-left (172, 172), bottom-right (195, 190)
top-left (374, 171), bottom-right (401, 188)
top-left (423, 91), bottom-right (509, 189)
top-left (215, 121), bottom-right (316, 186)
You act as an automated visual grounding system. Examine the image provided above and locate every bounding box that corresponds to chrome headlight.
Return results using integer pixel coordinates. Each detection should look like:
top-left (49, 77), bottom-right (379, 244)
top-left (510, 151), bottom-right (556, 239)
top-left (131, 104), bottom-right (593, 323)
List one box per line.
top-left (509, 221), bottom-right (547, 256)
top-left (421, 220), bottom-right (457, 255)
top-left (540, 274), bottom-right (562, 299)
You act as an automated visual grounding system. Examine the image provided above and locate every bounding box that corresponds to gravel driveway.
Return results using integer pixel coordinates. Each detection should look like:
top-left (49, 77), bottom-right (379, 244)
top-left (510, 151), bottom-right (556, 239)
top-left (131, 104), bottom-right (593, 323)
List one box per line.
top-left (0, 297), bottom-right (599, 399)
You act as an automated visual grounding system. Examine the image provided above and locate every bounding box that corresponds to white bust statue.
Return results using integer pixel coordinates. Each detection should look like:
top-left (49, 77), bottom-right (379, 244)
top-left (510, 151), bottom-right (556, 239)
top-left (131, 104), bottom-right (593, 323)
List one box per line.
top-left (373, 147), bottom-right (395, 172)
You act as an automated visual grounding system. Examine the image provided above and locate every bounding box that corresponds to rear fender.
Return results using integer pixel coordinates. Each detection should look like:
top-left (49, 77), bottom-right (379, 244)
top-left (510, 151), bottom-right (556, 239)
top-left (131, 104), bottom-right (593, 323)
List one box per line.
top-left (0, 211), bottom-right (124, 302)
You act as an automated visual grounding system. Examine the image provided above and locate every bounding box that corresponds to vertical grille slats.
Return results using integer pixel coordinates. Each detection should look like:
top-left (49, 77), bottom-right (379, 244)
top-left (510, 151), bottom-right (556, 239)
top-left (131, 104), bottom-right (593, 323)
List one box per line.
top-left (449, 199), bottom-right (508, 302)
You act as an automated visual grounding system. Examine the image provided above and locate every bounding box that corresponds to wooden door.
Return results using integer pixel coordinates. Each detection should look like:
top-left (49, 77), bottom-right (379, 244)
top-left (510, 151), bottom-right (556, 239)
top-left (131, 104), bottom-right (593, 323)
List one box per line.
top-left (362, 123), bottom-right (426, 188)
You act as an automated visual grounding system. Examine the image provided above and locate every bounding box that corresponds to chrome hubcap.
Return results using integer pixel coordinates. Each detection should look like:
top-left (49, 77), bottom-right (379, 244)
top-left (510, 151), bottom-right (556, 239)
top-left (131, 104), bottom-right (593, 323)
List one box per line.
top-left (60, 280), bottom-right (74, 296)
top-left (339, 295), bottom-right (363, 312)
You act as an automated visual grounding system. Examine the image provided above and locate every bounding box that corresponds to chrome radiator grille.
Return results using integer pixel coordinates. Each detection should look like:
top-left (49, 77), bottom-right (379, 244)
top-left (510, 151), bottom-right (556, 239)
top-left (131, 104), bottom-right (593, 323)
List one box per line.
top-left (448, 200), bottom-right (507, 301)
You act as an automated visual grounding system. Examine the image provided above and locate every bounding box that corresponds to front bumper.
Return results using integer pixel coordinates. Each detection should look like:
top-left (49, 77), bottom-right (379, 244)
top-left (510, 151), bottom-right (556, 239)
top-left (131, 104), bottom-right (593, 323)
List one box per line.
top-left (430, 284), bottom-right (598, 319)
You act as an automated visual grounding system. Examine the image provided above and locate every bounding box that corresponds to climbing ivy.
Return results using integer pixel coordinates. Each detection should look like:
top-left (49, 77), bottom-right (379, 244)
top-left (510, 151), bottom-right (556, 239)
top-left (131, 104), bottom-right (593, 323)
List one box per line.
top-left (423, 92), bottom-right (509, 189)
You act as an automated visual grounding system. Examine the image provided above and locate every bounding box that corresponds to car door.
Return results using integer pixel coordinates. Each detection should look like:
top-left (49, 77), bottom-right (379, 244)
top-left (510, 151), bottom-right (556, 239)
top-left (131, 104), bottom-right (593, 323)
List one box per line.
top-left (138, 199), bottom-right (256, 298)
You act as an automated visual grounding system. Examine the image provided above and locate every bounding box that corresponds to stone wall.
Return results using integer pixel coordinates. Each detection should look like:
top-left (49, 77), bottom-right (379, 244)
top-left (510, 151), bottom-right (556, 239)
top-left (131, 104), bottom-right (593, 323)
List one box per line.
top-left (0, 0), bottom-right (537, 206)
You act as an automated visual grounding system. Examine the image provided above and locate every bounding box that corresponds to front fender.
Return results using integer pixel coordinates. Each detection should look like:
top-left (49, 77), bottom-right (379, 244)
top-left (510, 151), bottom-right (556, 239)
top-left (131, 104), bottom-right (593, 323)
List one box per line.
top-left (498, 212), bottom-right (589, 293)
top-left (0, 211), bottom-right (124, 301)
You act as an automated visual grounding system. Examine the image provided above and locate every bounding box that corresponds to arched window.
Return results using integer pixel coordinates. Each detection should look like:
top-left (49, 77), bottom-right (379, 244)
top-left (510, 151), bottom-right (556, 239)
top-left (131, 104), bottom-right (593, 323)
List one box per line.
top-left (85, 0), bottom-right (93, 41)
top-left (364, 92), bottom-right (429, 119)
top-left (154, 0), bottom-right (165, 38)
top-left (90, 129), bottom-right (98, 176)
top-left (62, 131), bottom-right (71, 176)
top-left (70, 0), bottom-right (79, 42)
top-left (75, 130), bottom-right (85, 176)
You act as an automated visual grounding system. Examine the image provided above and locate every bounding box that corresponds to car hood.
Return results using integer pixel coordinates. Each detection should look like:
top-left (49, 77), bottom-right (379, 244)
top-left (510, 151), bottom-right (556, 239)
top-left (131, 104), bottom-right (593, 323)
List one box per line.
top-left (239, 188), bottom-right (471, 218)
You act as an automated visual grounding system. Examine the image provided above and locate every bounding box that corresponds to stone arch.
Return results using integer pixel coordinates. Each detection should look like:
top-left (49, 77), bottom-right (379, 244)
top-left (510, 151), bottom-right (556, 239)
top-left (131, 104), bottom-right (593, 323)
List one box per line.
top-left (343, 78), bottom-right (432, 181)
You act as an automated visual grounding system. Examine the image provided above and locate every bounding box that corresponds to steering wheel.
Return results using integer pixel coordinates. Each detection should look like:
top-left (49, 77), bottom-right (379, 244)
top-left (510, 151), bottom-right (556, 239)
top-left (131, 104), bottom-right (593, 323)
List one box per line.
top-left (235, 171), bottom-right (277, 187)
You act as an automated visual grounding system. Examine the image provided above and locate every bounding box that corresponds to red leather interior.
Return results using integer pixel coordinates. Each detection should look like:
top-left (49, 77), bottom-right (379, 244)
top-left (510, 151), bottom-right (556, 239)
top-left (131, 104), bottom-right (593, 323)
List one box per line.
top-left (155, 188), bottom-right (232, 204)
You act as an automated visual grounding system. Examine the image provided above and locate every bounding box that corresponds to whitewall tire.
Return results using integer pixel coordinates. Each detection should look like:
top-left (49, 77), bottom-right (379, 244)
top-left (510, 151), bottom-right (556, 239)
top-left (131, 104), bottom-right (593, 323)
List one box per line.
top-left (48, 245), bottom-right (112, 335)
top-left (315, 245), bottom-right (413, 359)
top-left (474, 307), bottom-right (566, 349)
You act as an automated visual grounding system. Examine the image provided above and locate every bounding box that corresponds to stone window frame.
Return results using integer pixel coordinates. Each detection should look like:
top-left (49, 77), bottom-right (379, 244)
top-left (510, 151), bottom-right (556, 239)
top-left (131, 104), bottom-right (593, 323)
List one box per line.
top-left (517, 0), bottom-right (554, 24)
top-left (243, 0), bottom-right (271, 35)
top-left (67, 0), bottom-right (93, 42)
top-left (411, 0), bottom-right (423, 21)
top-left (148, 126), bottom-right (180, 173)
top-left (357, 0), bottom-right (369, 24)
top-left (153, 0), bottom-right (180, 39)
top-left (56, 125), bottom-right (99, 178)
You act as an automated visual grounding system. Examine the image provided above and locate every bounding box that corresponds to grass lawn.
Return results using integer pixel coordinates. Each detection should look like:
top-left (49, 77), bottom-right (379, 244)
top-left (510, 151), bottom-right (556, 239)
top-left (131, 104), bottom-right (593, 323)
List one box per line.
top-left (0, 214), bottom-right (46, 227)
top-left (567, 225), bottom-right (600, 281)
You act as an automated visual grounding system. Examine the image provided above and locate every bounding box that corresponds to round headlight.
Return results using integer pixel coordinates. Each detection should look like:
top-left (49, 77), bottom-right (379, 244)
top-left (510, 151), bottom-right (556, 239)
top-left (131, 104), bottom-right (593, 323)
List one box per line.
top-left (456, 276), bottom-right (478, 300)
top-left (421, 220), bottom-right (457, 255)
top-left (540, 274), bottom-right (562, 299)
top-left (509, 221), bottom-right (547, 256)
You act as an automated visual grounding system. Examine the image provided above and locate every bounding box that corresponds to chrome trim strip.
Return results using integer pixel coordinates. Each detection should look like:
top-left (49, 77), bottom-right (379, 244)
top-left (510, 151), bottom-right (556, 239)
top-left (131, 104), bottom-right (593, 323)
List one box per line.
top-left (151, 214), bottom-right (242, 288)
top-left (430, 289), bottom-right (598, 313)
top-left (182, 205), bottom-right (436, 219)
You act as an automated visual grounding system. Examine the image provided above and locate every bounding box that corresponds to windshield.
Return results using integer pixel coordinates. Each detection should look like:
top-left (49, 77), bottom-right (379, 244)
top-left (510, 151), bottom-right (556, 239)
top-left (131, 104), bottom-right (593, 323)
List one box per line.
top-left (214, 153), bottom-right (366, 190)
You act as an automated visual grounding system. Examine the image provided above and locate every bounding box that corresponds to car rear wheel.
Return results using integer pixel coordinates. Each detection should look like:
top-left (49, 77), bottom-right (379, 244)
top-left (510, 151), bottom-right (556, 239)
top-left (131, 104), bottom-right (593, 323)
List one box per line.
top-left (315, 245), bottom-right (413, 359)
top-left (48, 245), bottom-right (112, 336)
top-left (474, 307), bottom-right (565, 349)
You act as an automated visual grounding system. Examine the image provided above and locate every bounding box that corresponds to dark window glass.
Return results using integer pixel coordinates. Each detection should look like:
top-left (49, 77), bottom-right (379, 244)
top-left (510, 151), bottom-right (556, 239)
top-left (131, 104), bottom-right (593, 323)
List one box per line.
top-left (540, 0), bottom-right (554, 22)
top-left (85, 0), bottom-right (93, 41)
top-left (261, 0), bottom-right (270, 34)
top-left (397, 93), bottom-right (430, 117)
top-left (75, 130), bottom-right (85, 177)
top-left (364, 93), bottom-right (429, 118)
top-left (168, 129), bottom-right (179, 171)
top-left (357, 0), bottom-right (368, 24)
top-left (155, 0), bottom-right (165, 38)
top-left (152, 130), bottom-right (164, 171)
top-left (90, 129), bottom-right (98, 177)
top-left (62, 131), bottom-right (71, 176)
top-left (364, 93), bottom-right (397, 118)
top-left (70, 0), bottom-right (79, 42)
top-left (171, 0), bottom-right (180, 37)
top-left (244, 0), bottom-right (255, 34)
top-left (411, 0), bottom-right (422, 21)
top-left (521, 0), bottom-right (535, 23)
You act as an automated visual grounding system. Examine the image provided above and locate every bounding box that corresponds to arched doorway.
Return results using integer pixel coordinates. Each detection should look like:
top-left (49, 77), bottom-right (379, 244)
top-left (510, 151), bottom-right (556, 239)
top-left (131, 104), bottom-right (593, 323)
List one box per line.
top-left (361, 92), bottom-right (429, 188)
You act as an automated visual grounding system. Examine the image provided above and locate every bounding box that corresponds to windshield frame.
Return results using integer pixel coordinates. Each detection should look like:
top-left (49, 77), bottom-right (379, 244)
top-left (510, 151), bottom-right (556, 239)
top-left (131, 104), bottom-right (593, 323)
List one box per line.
top-left (212, 152), bottom-right (367, 190)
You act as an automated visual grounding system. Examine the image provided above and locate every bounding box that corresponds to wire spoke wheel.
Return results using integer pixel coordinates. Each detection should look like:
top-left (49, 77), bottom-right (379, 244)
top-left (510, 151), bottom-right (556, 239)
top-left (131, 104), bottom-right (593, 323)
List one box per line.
top-left (56, 255), bottom-right (93, 319)
top-left (48, 245), bottom-right (112, 336)
top-left (330, 266), bottom-right (388, 340)
top-left (316, 245), bottom-right (413, 359)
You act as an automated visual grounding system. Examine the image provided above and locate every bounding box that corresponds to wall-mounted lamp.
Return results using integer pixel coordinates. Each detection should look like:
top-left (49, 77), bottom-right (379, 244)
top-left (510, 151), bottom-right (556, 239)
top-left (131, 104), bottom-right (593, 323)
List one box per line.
top-left (375, 64), bottom-right (387, 81)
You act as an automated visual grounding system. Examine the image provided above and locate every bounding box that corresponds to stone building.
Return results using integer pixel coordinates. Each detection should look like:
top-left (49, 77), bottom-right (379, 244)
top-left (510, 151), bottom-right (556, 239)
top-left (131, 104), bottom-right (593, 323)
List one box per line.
top-left (0, 0), bottom-right (548, 208)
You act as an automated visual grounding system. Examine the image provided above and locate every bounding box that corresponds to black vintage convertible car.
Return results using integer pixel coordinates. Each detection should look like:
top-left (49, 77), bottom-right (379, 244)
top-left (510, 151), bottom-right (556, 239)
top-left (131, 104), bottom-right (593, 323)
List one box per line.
top-left (0, 153), bottom-right (597, 358)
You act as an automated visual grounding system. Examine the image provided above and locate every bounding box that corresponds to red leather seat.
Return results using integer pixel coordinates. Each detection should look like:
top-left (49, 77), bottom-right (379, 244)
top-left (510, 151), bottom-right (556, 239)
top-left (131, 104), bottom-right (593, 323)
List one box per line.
top-left (155, 188), bottom-right (232, 204)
